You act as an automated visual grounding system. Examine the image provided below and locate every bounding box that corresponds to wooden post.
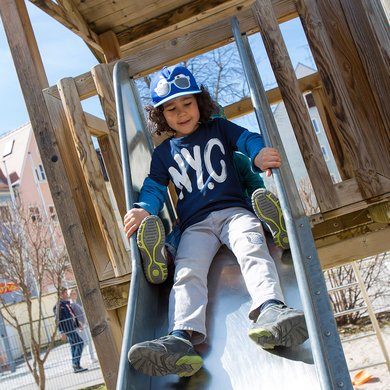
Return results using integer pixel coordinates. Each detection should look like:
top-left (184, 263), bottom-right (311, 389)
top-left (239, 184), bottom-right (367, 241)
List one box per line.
top-left (91, 64), bottom-right (127, 219)
top-left (252, 0), bottom-right (339, 212)
top-left (0, 1), bottom-right (120, 387)
top-left (295, 0), bottom-right (390, 198)
top-left (57, 77), bottom-right (130, 277)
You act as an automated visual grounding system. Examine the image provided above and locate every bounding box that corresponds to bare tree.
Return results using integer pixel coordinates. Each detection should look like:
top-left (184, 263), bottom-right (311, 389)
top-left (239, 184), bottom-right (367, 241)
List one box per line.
top-left (0, 202), bottom-right (70, 390)
top-left (325, 254), bottom-right (390, 326)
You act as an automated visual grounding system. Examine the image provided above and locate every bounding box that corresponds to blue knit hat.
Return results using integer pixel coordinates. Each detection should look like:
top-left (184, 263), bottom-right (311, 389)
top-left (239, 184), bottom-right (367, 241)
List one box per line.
top-left (150, 65), bottom-right (201, 107)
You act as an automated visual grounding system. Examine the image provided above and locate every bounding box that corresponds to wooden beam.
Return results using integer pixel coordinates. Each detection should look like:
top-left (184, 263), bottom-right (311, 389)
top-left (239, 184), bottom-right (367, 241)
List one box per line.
top-left (317, 225), bottom-right (390, 269)
top-left (224, 72), bottom-right (321, 118)
top-left (252, 0), bottom-right (338, 212)
top-left (44, 92), bottom-right (115, 282)
top-left (98, 30), bottom-right (121, 64)
top-left (117, 0), bottom-right (254, 52)
top-left (0, 1), bottom-right (120, 387)
top-left (101, 283), bottom-right (130, 311)
top-left (57, 77), bottom-right (130, 277)
top-left (29, 0), bottom-right (104, 56)
top-left (85, 112), bottom-right (109, 137)
top-left (91, 64), bottom-right (127, 219)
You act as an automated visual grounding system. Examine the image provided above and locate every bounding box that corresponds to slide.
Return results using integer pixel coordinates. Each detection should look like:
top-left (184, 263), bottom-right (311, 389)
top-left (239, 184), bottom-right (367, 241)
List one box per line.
top-left (114, 61), bottom-right (320, 390)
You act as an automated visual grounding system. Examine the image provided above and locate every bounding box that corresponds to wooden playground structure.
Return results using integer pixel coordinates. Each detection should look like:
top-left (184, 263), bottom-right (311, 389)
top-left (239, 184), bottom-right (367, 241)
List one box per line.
top-left (0, 0), bottom-right (389, 388)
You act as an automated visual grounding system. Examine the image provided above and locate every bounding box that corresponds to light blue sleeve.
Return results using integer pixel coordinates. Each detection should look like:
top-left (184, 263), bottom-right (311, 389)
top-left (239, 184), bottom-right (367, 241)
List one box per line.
top-left (133, 177), bottom-right (168, 215)
top-left (236, 131), bottom-right (265, 172)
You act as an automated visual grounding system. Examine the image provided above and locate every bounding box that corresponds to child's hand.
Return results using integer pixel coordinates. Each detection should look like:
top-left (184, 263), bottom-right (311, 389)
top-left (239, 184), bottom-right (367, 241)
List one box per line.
top-left (254, 147), bottom-right (282, 177)
top-left (124, 208), bottom-right (150, 238)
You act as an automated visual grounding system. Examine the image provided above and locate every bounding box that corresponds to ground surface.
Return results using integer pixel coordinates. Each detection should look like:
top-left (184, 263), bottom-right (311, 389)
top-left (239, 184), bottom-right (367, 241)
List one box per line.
top-left (341, 323), bottom-right (390, 390)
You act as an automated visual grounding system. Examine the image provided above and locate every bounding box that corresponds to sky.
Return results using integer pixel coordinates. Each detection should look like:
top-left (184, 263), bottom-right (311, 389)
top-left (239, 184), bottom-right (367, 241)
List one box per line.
top-left (0, 2), bottom-right (314, 138)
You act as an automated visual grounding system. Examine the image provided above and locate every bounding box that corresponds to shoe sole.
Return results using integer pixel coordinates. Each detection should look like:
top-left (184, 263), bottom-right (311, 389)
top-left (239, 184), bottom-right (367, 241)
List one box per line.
top-left (137, 215), bottom-right (168, 284)
top-left (248, 312), bottom-right (308, 349)
top-left (252, 189), bottom-right (289, 250)
top-left (129, 347), bottom-right (203, 377)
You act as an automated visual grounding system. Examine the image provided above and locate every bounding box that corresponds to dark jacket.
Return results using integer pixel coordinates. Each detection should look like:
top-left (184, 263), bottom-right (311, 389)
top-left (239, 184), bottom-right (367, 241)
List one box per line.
top-left (54, 300), bottom-right (80, 334)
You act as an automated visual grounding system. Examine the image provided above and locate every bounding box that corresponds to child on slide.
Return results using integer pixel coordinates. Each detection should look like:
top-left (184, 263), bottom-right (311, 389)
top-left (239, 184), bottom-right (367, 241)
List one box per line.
top-left (123, 65), bottom-right (307, 377)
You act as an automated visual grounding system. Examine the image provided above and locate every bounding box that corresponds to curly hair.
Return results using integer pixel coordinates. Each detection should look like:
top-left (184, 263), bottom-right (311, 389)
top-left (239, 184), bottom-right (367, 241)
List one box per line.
top-left (145, 85), bottom-right (218, 136)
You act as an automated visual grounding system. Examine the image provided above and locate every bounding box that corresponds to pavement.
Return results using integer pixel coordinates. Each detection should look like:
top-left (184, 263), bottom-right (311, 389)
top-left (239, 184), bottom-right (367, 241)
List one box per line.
top-left (0, 343), bottom-right (104, 389)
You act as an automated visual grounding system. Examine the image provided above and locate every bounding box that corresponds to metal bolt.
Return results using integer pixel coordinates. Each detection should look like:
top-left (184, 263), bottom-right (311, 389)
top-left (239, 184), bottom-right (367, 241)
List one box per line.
top-left (306, 255), bottom-right (312, 260)
top-left (299, 223), bottom-right (304, 228)
top-left (337, 381), bottom-right (344, 387)
top-left (324, 331), bottom-right (331, 337)
top-left (315, 290), bottom-right (321, 295)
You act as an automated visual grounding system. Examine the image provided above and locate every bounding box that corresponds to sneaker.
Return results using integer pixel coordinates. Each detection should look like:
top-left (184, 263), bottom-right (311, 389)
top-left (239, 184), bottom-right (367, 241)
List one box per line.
top-left (73, 365), bottom-right (88, 373)
top-left (248, 304), bottom-right (308, 349)
top-left (128, 335), bottom-right (203, 377)
top-left (251, 188), bottom-right (289, 250)
top-left (137, 215), bottom-right (168, 284)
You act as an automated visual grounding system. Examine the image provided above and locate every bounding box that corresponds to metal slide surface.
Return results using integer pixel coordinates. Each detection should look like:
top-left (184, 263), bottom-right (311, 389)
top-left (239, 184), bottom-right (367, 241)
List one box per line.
top-left (114, 61), bottom-right (320, 390)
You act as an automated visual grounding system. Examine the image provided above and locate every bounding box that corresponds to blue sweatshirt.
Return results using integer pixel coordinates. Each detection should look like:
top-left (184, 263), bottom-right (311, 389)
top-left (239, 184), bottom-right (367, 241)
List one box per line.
top-left (135, 118), bottom-right (264, 232)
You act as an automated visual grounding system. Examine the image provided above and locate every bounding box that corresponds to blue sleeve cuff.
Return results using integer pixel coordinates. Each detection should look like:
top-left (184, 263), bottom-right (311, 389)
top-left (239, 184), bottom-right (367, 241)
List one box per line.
top-left (134, 177), bottom-right (168, 215)
top-left (236, 131), bottom-right (265, 172)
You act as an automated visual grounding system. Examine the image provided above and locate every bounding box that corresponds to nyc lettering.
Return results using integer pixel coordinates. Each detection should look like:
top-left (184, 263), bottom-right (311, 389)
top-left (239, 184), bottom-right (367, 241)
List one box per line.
top-left (168, 138), bottom-right (227, 199)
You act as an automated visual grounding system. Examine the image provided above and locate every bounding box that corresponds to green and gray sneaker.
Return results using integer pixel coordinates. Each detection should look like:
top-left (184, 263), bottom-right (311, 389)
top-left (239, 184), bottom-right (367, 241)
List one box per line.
top-left (248, 304), bottom-right (308, 349)
top-left (128, 335), bottom-right (203, 377)
top-left (137, 215), bottom-right (168, 284)
top-left (251, 188), bottom-right (289, 250)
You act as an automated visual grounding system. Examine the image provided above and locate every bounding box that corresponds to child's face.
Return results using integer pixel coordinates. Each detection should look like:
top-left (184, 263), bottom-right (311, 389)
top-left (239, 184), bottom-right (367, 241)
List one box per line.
top-left (162, 95), bottom-right (200, 138)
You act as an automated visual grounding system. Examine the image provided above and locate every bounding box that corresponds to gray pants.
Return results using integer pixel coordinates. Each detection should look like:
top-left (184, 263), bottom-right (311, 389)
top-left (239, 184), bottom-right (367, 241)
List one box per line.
top-left (168, 207), bottom-right (284, 344)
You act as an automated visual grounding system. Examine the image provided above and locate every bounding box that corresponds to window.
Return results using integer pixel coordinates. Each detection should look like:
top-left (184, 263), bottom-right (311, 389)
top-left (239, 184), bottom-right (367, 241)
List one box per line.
top-left (321, 145), bottom-right (330, 161)
top-left (29, 206), bottom-right (42, 223)
top-left (305, 93), bottom-right (315, 108)
top-left (49, 205), bottom-right (57, 221)
top-left (312, 118), bottom-right (320, 134)
top-left (2, 140), bottom-right (14, 157)
top-left (35, 164), bottom-right (46, 181)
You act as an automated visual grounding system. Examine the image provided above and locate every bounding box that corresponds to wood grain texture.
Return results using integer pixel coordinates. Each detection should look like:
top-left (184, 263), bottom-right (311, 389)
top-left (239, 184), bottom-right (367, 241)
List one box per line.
top-left (57, 77), bottom-right (130, 276)
top-left (0, 2), bottom-right (120, 387)
top-left (91, 64), bottom-right (127, 219)
top-left (253, 0), bottom-right (338, 211)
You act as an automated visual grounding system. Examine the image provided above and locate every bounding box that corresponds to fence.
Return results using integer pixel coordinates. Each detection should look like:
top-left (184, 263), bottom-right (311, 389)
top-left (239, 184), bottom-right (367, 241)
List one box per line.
top-left (0, 313), bottom-right (103, 389)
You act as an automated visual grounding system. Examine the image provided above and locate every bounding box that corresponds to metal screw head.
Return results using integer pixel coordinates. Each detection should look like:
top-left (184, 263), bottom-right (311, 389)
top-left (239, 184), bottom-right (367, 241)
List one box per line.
top-left (315, 290), bottom-right (321, 295)
top-left (337, 381), bottom-right (344, 387)
top-left (324, 331), bottom-right (331, 337)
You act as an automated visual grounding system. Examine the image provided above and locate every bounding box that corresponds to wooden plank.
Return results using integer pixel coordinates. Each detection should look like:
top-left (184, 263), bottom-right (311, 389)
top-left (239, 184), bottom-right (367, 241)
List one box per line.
top-left (85, 112), bottom-right (109, 137)
top-left (311, 87), bottom-right (347, 180)
top-left (30, 0), bottom-right (104, 58)
top-left (295, 0), bottom-right (387, 198)
top-left (0, 2), bottom-right (120, 388)
top-left (101, 283), bottom-right (130, 311)
top-left (44, 92), bottom-right (115, 282)
top-left (57, 77), bottom-right (131, 276)
top-left (224, 72), bottom-right (321, 118)
top-left (317, 225), bottom-right (390, 269)
top-left (340, 0), bottom-right (390, 177)
top-left (77, 0), bottom-right (190, 29)
top-left (91, 64), bottom-right (127, 219)
top-left (98, 30), bottom-right (121, 64)
top-left (117, 0), bottom-right (255, 52)
top-left (252, 0), bottom-right (338, 212)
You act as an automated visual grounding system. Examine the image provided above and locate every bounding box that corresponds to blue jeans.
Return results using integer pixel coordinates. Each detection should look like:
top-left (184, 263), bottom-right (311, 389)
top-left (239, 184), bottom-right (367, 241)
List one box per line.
top-left (67, 330), bottom-right (84, 367)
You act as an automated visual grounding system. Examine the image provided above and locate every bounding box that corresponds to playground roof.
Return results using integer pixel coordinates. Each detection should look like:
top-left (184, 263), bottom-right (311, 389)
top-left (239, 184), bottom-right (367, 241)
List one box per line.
top-left (30, 0), bottom-right (297, 73)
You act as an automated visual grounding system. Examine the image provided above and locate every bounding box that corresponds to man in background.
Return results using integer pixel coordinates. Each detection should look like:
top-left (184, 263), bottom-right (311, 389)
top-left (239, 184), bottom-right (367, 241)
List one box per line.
top-left (54, 287), bottom-right (87, 373)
